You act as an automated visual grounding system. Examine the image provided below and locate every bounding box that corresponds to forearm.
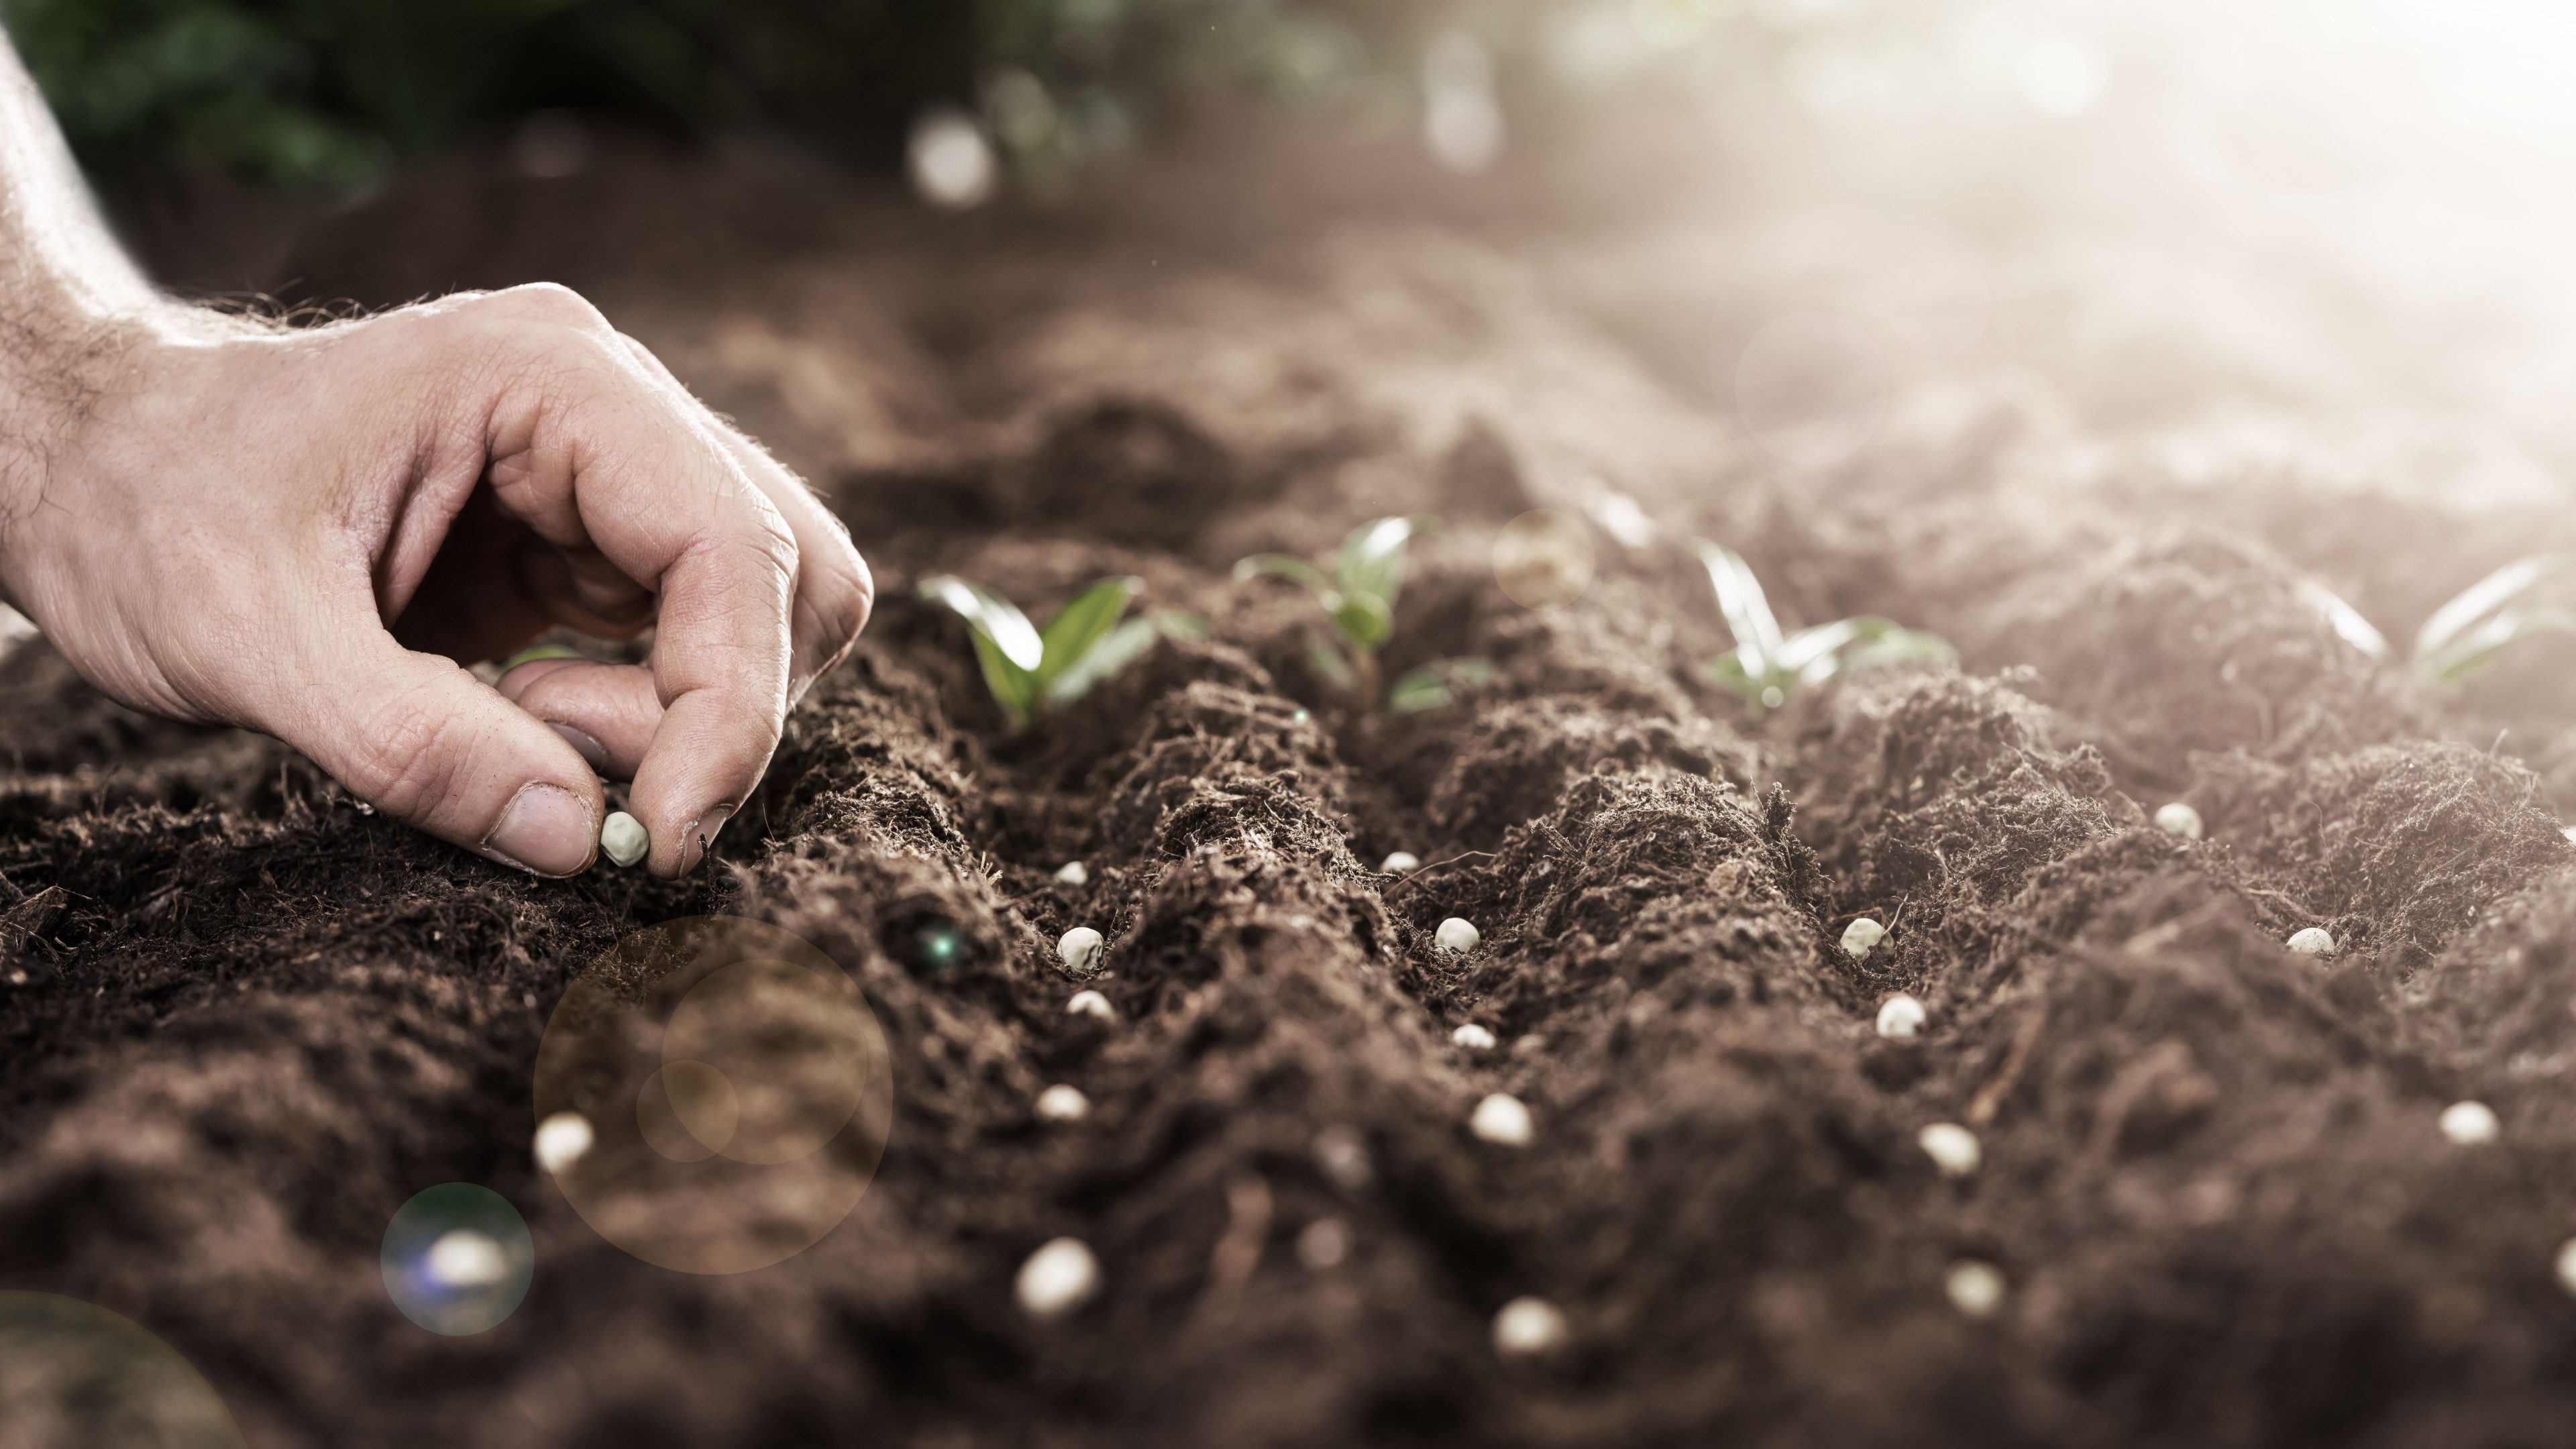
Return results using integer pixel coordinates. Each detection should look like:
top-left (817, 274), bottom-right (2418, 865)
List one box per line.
top-left (0, 32), bottom-right (170, 568)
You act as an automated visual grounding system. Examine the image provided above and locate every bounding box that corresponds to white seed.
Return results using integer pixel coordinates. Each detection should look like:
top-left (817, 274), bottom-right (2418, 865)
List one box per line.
top-left (533, 1111), bottom-right (594, 1175)
top-left (2557, 1238), bottom-right (2576, 1295)
top-left (2153, 802), bottom-right (2204, 840)
top-left (1945, 1259), bottom-right (2006, 1318)
top-left (1919, 1122), bottom-right (1982, 1177)
top-left (1381, 851), bottom-right (1421, 875)
top-left (1015, 1237), bottom-right (1099, 1319)
top-left (1058, 926), bottom-right (1105, 971)
top-left (426, 1229), bottom-right (510, 1289)
top-left (1036, 1085), bottom-right (1091, 1123)
top-left (1436, 918), bottom-right (1481, 955)
top-left (1314, 1124), bottom-right (1373, 1190)
top-left (1875, 993), bottom-right (1927, 1040)
top-left (1470, 1092), bottom-right (1533, 1146)
top-left (2564, 826), bottom-right (2576, 845)
top-left (1492, 1296), bottom-right (1568, 1356)
top-left (1452, 1022), bottom-right (1499, 1051)
top-left (1065, 989), bottom-right (1116, 1022)
top-left (600, 810), bottom-right (649, 867)
top-left (1054, 861), bottom-right (1089, 886)
top-left (2286, 926), bottom-right (2337, 956)
top-left (1297, 1217), bottom-right (1352, 1270)
top-left (1841, 917), bottom-right (1886, 961)
top-left (2439, 1099), bottom-right (2500, 1145)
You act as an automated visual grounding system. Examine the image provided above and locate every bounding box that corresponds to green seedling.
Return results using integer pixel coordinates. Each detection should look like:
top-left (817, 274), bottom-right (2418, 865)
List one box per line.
top-left (2300, 555), bottom-right (2576, 687)
top-left (1695, 538), bottom-right (1953, 712)
top-left (1236, 516), bottom-right (1493, 712)
top-left (918, 574), bottom-right (1199, 727)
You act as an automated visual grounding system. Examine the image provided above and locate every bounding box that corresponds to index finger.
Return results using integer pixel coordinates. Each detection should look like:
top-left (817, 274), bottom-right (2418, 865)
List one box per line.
top-left (472, 288), bottom-right (798, 874)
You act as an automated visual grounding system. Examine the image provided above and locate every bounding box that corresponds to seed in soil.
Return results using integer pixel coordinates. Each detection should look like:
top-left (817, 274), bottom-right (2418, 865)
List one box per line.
top-left (1066, 989), bottom-right (1116, 1022)
top-left (1054, 861), bottom-right (1088, 886)
top-left (1945, 1260), bottom-right (2006, 1319)
top-left (2559, 1240), bottom-right (2576, 1295)
top-left (1381, 851), bottom-right (1421, 875)
top-left (1875, 993), bottom-right (1926, 1038)
top-left (1297, 1217), bottom-right (1352, 1270)
top-left (1436, 918), bottom-right (1481, 955)
top-left (1313, 1125), bottom-right (1371, 1190)
top-left (907, 918), bottom-right (969, 976)
top-left (1016, 1237), bottom-right (1100, 1320)
top-left (1492, 1297), bottom-right (1568, 1357)
top-left (1841, 917), bottom-right (1886, 961)
top-left (533, 1111), bottom-right (594, 1174)
top-left (2439, 1100), bottom-right (2500, 1145)
top-left (1471, 1092), bottom-right (1534, 1146)
top-left (2286, 926), bottom-right (2337, 956)
top-left (2154, 802), bottom-right (2204, 840)
top-left (1059, 926), bottom-right (1105, 971)
top-left (1919, 1122), bottom-right (1982, 1177)
top-left (600, 811), bottom-right (648, 867)
top-left (1453, 1022), bottom-right (1499, 1050)
top-left (1036, 1085), bottom-right (1091, 1122)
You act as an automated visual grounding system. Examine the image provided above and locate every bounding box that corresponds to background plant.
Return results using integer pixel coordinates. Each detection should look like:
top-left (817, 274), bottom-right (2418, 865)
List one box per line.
top-left (919, 574), bottom-right (1197, 728)
top-left (1695, 538), bottom-right (1953, 712)
top-left (1235, 515), bottom-right (1491, 712)
top-left (2303, 555), bottom-right (2576, 688)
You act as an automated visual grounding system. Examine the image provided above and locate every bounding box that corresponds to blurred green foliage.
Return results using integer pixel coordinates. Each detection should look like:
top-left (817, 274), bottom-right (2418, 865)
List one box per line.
top-left (1, 0), bottom-right (1391, 195)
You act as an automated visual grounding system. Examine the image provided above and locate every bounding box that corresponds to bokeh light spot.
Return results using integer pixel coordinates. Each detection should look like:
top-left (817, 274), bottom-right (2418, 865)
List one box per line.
top-left (380, 1184), bottom-right (533, 1336)
top-left (638, 1059), bottom-right (739, 1162)
top-left (0, 1291), bottom-right (245, 1446)
top-left (1732, 311), bottom-right (1890, 468)
top-left (534, 917), bottom-right (894, 1275)
top-left (1491, 510), bottom-right (1598, 608)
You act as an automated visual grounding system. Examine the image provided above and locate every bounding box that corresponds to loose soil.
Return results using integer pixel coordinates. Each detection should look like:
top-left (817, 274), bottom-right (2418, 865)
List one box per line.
top-left (10, 126), bottom-right (2576, 1448)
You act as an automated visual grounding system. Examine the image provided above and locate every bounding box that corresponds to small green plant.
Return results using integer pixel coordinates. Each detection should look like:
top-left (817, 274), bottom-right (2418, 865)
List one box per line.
top-left (1236, 516), bottom-right (1494, 712)
top-left (1695, 539), bottom-right (1953, 711)
top-left (2412, 555), bottom-right (2576, 685)
top-left (2300, 555), bottom-right (2576, 687)
top-left (918, 575), bottom-right (1197, 727)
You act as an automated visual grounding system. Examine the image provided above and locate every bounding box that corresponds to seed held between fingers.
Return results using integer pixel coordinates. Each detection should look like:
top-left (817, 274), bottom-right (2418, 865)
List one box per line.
top-left (600, 810), bottom-right (649, 867)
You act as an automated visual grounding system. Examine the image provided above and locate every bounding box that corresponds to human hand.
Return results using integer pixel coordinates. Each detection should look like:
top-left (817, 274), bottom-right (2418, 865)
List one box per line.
top-left (0, 284), bottom-right (870, 877)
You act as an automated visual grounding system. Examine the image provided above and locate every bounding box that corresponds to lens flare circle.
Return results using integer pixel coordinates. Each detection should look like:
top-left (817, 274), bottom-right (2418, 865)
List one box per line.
top-left (380, 1183), bottom-right (535, 1336)
top-left (534, 917), bottom-right (895, 1275)
top-left (0, 1291), bottom-right (246, 1446)
top-left (1733, 310), bottom-right (1891, 468)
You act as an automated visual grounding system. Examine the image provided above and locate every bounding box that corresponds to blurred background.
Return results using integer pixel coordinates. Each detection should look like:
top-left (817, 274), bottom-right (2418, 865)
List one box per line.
top-left (10, 0), bottom-right (2575, 487)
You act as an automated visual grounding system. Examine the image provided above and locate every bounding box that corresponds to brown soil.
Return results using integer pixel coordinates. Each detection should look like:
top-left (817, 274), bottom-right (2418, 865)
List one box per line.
top-left (9, 129), bottom-right (2576, 1448)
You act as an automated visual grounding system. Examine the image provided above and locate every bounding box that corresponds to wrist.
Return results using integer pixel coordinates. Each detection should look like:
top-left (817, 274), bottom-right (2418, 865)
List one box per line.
top-left (0, 294), bottom-right (193, 610)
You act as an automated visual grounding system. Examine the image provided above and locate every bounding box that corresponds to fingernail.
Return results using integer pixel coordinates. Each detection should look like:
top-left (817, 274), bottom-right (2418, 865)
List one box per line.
top-left (679, 804), bottom-right (736, 873)
top-left (549, 722), bottom-right (612, 773)
top-left (484, 783), bottom-right (597, 877)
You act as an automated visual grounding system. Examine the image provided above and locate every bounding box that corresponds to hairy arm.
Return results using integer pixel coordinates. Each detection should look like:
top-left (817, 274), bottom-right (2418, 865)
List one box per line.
top-left (0, 34), bottom-right (869, 877)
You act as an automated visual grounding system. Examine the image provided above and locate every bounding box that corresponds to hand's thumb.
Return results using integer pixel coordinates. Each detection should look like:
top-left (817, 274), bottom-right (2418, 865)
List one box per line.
top-left (270, 631), bottom-right (604, 875)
